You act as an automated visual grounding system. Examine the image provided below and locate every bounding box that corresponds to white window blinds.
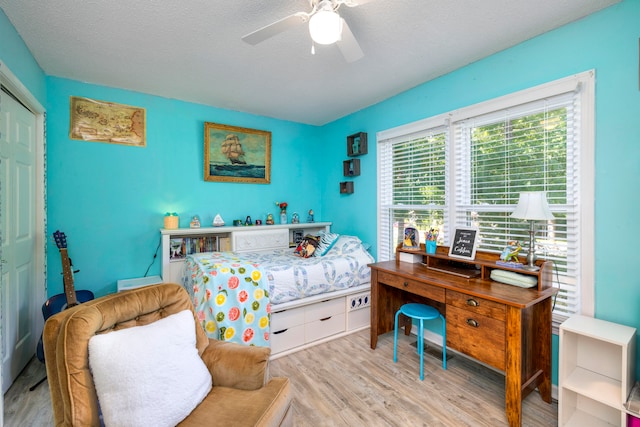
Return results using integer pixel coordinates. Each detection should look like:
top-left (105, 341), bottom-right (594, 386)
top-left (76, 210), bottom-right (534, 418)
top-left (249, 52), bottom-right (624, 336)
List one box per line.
top-left (378, 126), bottom-right (448, 261)
top-left (452, 91), bottom-right (580, 318)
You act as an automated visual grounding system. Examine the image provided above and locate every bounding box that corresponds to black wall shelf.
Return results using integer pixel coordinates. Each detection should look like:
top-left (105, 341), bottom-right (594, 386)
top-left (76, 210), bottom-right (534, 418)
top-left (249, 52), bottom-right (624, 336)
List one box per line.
top-left (343, 159), bottom-right (361, 177)
top-left (347, 132), bottom-right (368, 157)
top-left (340, 181), bottom-right (354, 194)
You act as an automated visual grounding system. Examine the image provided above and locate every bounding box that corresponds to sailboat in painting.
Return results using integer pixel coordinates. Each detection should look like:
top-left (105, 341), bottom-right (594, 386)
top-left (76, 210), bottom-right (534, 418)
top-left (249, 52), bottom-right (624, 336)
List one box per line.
top-left (221, 134), bottom-right (246, 165)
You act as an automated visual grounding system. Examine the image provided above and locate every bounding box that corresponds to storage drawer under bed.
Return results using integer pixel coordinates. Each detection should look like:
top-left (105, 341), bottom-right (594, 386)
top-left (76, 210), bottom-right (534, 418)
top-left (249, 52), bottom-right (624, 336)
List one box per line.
top-left (270, 297), bottom-right (346, 354)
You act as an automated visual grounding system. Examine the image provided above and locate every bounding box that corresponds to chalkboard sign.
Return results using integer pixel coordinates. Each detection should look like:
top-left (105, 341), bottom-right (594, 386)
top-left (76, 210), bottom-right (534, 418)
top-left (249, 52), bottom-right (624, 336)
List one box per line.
top-left (448, 227), bottom-right (479, 260)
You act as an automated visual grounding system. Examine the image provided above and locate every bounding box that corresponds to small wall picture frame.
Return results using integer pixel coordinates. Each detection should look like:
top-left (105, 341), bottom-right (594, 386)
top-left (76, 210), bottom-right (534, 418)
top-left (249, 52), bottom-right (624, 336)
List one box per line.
top-left (402, 226), bottom-right (420, 249)
top-left (448, 227), bottom-right (479, 260)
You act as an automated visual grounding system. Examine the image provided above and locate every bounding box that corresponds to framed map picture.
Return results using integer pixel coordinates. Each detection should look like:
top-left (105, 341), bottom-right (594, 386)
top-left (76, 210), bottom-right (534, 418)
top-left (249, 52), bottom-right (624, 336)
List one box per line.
top-left (69, 97), bottom-right (146, 146)
top-left (204, 122), bottom-right (271, 184)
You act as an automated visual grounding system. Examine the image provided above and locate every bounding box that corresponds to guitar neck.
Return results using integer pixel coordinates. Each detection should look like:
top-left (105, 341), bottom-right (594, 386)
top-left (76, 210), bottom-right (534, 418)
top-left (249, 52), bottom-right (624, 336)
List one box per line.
top-left (59, 248), bottom-right (78, 307)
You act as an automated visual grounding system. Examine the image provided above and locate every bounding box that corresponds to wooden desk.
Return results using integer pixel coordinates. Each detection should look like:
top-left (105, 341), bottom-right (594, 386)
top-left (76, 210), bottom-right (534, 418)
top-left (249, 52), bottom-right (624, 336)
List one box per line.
top-left (369, 248), bottom-right (556, 427)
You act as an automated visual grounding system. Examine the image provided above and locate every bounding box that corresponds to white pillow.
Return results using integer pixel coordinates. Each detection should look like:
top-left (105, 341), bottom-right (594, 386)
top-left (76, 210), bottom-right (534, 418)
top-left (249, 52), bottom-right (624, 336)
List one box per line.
top-left (88, 310), bottom-right (212, 427)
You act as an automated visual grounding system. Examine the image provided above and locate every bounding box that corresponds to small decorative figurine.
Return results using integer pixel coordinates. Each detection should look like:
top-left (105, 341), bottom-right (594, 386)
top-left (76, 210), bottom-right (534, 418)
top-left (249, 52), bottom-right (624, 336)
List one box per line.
top-left (233, 219), bottom-right (243, 226)
top-left (212, 214), bottom-right (225, 227)
top-left (190, 215), bottom-right (201, 228)
top-left (255, 219), bottom-right (262, 225)
top-left (291, 212), bottom-right (299, 224)
top-left (500, 240), bottom-right (522, 262)
top-left (266, 213), bottom-right (275, 225)
top-left (307, 209), bottom-right (314, 223)
top-left (245, 216), bottom-right (252, 226)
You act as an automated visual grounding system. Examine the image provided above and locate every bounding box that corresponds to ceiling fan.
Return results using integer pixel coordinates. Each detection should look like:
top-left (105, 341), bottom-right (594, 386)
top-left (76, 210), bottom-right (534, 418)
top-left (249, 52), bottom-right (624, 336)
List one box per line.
top-left (242, 0), bottom-right (374, 63)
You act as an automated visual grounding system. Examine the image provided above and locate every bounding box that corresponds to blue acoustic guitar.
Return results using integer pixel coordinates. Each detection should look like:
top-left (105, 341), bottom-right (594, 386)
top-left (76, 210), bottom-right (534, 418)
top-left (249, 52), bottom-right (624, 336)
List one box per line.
top-left (35, 230), bottom-right (94, 364)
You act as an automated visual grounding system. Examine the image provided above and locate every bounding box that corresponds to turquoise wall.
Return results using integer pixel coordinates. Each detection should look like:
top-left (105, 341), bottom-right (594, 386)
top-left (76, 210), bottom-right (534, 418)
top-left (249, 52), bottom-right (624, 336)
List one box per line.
top-left (45, 78), bottom-right (324, 297)
top-left (3, 0), bottom-right (640, 383)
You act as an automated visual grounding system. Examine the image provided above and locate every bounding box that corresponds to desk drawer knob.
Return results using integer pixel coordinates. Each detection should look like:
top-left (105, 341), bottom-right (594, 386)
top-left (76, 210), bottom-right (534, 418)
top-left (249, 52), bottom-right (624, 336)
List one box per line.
top-left (403, 281), bottom-right (409, 287)
top-left (466, 298), bottom-right (479, 307)
top-left (466, 318), bottom-right (479, 328)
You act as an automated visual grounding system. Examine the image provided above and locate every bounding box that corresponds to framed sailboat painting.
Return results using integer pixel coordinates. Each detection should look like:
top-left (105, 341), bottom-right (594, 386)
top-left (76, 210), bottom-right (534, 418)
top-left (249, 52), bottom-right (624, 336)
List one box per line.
top-left (204, 122), bottom-right (271, 184)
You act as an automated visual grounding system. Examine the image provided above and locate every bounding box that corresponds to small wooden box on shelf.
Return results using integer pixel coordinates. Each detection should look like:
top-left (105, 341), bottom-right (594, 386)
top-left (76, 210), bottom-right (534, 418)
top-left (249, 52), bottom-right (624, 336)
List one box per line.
top-left (347, 132), bottom-right (367, 156)
top-left (339, 181), bottom-right (354, 194)
top-left (343, 158), bottom-right (360, 176)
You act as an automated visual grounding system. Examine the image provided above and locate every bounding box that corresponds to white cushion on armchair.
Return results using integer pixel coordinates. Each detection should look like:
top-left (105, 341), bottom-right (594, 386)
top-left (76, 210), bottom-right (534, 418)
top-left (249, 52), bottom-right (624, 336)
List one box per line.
top-left (88, 309), bottom-right (212, 427)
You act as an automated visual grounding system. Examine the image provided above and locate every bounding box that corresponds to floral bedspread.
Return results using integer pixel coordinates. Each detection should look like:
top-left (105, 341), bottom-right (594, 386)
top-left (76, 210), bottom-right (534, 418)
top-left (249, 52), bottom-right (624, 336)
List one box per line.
top-left (184, 252), bottom-right (271, 347)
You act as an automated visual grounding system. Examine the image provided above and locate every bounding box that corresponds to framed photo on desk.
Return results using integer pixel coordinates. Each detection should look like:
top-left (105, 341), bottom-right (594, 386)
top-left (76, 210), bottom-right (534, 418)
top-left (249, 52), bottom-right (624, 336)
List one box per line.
top-left (448, 227), bottom-right (479, 260)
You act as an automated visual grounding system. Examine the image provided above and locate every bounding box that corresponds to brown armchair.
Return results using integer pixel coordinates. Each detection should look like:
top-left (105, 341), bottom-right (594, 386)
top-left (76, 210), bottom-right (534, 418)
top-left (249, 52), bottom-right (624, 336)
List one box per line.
top-left (43, 283), bottom-right (292, 426)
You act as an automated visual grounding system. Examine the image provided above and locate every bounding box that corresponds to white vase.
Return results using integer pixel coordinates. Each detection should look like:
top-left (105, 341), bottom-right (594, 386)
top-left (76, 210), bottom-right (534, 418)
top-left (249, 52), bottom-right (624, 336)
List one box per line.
top-left (280, 211), bottom-right (287, 224)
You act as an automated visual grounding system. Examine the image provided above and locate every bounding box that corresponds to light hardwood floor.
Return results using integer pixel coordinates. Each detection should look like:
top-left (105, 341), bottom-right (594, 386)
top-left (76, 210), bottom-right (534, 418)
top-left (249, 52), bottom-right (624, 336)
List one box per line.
top-left (4, 329), bottom-right (557, 426)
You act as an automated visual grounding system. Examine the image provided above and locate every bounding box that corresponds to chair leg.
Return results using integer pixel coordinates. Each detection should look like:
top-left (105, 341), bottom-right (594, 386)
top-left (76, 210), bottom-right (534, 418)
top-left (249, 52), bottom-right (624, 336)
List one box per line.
top-left (393, 310), bottom-right (400, 363)
top-left (441, 314), bottom-right (447, 370)
top-left (29, 376), bottom-right (47, 391)
top-left (418, 319), bottom-right (424, 380)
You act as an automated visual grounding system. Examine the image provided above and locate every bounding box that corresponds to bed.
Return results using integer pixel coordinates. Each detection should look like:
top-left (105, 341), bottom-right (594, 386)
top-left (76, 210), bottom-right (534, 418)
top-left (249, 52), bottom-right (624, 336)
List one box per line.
top-left (182, 234), bottom-right (374, 357)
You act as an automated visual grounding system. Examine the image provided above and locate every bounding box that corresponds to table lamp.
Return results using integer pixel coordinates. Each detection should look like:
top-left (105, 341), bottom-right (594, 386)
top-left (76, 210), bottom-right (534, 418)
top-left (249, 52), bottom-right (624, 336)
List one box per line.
top-left (510, 191), bottom-right (555, 271)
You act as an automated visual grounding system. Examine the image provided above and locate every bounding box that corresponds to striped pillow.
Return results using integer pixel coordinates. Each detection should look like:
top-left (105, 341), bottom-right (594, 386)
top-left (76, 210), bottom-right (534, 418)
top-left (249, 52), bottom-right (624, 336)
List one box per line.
top-left (314, 232), bottom-right (339, 257)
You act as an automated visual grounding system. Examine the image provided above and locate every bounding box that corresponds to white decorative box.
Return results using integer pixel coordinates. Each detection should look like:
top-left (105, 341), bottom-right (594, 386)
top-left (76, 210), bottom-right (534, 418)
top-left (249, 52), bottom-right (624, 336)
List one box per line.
top-left (399, 252), bottom-right (423, 264)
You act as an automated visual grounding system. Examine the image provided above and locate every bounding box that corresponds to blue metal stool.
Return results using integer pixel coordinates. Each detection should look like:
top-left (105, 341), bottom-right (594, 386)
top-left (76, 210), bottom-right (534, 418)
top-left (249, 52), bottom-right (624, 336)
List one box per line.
top-left (393, 303), bottom-right (446, 380)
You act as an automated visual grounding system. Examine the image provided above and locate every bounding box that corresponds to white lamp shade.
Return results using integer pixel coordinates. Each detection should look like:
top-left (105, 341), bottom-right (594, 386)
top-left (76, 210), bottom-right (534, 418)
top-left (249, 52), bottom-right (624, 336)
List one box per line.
top-left (511, 191), bottom-right (555, 221)
top-left (309, 10), bottom-right (342, 45)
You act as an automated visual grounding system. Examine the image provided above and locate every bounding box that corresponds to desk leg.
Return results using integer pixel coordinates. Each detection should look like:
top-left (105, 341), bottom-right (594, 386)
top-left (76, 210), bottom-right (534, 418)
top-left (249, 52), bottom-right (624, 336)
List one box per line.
top-left (370, 271), bottom-right (403, 349)
top-left (370, 270), bottom-right (379, 349)
top-left (505, 306), bottom-right (523, 427)
top-left (536, 298), bottom-right (553, 403)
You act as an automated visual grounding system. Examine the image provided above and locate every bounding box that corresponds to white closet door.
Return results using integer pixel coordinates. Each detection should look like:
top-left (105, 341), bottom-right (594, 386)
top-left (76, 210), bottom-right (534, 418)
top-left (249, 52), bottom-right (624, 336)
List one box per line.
top-left (0, 87), bottom-right (37, 393)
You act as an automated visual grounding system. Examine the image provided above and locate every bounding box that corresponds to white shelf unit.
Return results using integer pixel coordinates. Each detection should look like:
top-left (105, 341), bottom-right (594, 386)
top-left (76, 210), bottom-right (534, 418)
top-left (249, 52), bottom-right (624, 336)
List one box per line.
top-left (559, 315), bottom-right (637, 427)
top-left (160, 222), bottom-right (331, 283)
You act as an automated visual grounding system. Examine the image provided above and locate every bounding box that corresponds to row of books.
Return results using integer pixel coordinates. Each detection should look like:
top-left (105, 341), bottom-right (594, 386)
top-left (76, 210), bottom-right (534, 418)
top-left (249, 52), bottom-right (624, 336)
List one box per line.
top-left (169, 236), bottom-right (219, 259)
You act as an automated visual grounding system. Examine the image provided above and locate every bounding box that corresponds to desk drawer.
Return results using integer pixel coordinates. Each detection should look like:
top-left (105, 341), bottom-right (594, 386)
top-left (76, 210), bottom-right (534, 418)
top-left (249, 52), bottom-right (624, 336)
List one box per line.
top-left (377, 271), bottom-right (445, 302)
top-left (446, 290), bottom-right (506, 321)
top-left (446, 305), bottom-right (505, 370)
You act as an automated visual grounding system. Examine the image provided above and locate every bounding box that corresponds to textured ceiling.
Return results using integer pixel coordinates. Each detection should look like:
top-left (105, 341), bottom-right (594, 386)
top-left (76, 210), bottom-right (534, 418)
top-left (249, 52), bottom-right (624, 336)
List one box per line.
top-left (0, 0), bottom-right (619, 125)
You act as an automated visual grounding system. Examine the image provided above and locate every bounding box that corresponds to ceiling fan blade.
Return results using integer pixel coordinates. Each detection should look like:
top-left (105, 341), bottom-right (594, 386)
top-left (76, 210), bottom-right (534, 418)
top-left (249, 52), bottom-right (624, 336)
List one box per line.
top-left (336, 18), bottom-right (364, 62)
top-left (342, 0), bottom-right (375, 7)
top-left (242, 12), bottom-right (309, 45)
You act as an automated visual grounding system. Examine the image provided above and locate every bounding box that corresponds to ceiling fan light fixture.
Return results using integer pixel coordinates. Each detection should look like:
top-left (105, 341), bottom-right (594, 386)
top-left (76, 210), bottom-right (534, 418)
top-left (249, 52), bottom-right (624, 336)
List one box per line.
top-left (309, 9), bottom-right (342, 45)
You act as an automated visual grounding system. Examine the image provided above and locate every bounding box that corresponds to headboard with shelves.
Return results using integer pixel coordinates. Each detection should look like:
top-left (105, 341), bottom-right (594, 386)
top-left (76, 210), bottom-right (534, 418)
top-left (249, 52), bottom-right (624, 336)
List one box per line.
top-left (161, 222), bottom-right (331, 283)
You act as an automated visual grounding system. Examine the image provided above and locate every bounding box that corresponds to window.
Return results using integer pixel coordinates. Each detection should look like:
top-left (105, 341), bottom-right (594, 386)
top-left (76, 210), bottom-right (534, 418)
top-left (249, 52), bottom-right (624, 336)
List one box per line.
top-left (377, 71), bottom-right (595, 324)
